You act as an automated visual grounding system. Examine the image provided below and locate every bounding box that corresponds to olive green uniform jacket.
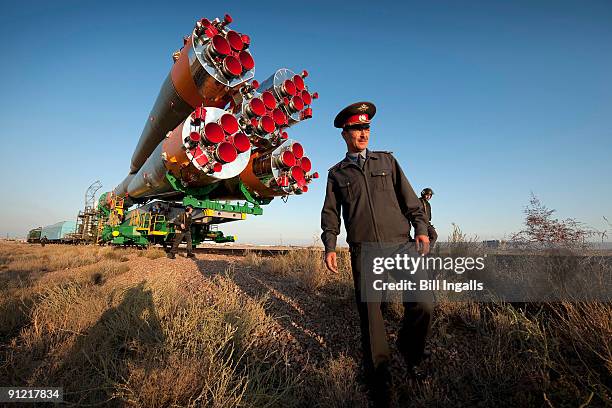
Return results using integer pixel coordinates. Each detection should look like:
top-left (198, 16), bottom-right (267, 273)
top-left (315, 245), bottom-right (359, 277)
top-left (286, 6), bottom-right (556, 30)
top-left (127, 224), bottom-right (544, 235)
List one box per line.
top-left (320, 150), bottom-right (428, 253)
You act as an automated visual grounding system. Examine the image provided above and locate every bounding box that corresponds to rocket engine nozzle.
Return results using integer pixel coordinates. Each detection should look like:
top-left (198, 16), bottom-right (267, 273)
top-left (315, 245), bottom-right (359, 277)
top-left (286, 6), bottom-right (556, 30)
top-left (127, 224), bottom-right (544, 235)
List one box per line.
top-left (220, 113), bottom-right (240, 134)
top-left (239, 51), bottom-right (255, 71)
top-left (231, 132), bottom-right (251, 153)
top-left (215, 142), bottom-right (238, 163)
top-left (262, 91), bottom-right (277, 110)
top-left (221, 56), bottom-right (243, 78)
top-left (203, 123), bottom-right (225, 144)
top-left (208, 34), bottom-right (231, 56)
top-left (245, 98), bottom-right (266, 117)
top-left (226, 30), bottom-right (244, 51)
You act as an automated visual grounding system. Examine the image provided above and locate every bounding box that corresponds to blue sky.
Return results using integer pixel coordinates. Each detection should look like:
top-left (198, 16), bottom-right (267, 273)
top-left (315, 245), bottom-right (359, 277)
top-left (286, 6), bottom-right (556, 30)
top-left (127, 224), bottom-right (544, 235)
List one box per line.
top-left (1, 0), bottom-right (611, 244)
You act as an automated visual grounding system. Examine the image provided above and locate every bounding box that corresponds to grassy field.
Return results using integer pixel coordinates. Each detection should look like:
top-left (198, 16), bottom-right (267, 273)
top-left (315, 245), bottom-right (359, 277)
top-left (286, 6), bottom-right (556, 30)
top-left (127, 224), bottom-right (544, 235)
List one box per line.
top-left (0, 241), bottom-right (610, 407)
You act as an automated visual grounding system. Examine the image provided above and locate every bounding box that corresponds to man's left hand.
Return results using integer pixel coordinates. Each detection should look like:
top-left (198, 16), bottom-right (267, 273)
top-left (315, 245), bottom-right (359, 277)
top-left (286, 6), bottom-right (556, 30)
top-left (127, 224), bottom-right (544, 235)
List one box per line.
top-left (415, 235), bottom-right (430, 256)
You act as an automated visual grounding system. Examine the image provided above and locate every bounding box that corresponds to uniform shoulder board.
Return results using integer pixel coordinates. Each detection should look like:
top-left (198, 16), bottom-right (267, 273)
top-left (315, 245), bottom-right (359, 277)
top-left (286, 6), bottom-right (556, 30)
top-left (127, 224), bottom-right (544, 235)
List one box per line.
top-left (372, 150), bottom-right (393, 155)
top-left (328, 161), bottom-right (343, 172)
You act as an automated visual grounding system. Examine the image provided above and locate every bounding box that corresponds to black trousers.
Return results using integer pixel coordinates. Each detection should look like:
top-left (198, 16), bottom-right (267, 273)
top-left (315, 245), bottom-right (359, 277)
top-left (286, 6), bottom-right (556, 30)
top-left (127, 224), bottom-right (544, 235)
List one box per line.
top-left (427, 224), bottom-right (438, 247)
top-left (169, 231), bottom-right (193, 255)
top-left (349, 244), bottom-right (433, 374)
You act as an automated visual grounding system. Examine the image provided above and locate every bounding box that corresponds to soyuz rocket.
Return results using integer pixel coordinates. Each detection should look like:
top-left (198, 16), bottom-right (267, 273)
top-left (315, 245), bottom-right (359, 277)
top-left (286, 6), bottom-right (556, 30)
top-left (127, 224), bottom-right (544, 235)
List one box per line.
top-left (109, 14), bottom-right (318, 207)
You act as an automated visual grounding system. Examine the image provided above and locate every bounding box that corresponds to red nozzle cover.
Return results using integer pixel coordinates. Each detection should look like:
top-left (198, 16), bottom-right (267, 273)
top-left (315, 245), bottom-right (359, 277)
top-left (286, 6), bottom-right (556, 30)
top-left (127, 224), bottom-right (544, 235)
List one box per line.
top-left (190, 145), bottom-right (203, 157)
top-left (195, 154), bottom-right (209, 166)
top-left (189, 132), bottom-right (201, 142)
top-left (301, 108), bottom-right (313, 120)
top-left (192, 106), bottom-right (207, 121)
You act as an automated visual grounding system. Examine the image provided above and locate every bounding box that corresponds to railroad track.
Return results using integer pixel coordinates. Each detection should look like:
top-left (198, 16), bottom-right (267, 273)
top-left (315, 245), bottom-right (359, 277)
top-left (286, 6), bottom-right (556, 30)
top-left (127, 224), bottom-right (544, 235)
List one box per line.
top-left (192, 245), bottom-right (328, 257)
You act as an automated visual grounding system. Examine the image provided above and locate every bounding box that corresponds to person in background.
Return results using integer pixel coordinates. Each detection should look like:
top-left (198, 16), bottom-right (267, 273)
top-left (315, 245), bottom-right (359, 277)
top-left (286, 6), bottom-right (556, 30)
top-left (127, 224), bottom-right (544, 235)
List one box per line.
top-left (420, 188), bottom-right (438, 248)
top-left (167, 205), bottom-right (196, 259)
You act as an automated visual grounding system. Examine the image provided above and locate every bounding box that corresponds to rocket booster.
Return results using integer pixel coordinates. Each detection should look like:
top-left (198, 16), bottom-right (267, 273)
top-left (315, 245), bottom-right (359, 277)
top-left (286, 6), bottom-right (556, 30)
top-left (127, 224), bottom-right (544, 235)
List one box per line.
top-left (111, 14), bottom-right (318, 205)
top-left (129, 15), bottom-right (255, 174)
top-left (207, 140), bottom-right (319, 200)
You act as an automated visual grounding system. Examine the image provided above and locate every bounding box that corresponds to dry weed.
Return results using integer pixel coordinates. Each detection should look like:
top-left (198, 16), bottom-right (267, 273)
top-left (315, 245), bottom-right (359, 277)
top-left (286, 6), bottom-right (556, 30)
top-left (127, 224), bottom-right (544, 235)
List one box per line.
top-left (141, 247), bottom-right (166, 260)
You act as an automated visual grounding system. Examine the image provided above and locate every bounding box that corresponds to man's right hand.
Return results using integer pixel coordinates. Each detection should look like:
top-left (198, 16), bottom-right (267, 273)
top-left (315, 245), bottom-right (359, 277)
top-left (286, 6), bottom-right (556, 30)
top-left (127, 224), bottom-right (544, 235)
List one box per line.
top-left (324, 252), bottom-right (338, 274)
top-left (181, 223), bottom-right (186, 230)
top-left (415, 234), bottom-right (430, 256)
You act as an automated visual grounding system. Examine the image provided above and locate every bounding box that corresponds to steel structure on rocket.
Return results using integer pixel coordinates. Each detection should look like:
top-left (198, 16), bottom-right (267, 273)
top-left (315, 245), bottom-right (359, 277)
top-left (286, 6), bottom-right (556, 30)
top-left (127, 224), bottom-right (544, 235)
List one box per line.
top-left (97, 14), bottom-right (318, 246)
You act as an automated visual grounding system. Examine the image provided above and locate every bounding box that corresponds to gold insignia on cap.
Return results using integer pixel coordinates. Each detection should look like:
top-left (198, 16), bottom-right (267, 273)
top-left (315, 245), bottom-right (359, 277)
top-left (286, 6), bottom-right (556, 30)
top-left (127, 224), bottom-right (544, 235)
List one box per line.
top-left (358, 104), bottom-right (369, 112)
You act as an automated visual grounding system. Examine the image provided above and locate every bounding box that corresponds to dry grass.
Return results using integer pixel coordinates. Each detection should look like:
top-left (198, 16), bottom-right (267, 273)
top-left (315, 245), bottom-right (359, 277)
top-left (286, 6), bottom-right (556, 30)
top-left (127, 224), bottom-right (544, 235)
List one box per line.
top-left (243, 248), bottom-right (352, 295)
top-left (81, 260), bottom-right (131, 286)
top-left (397, 299), bottom-right (611, 407)
top-left (0, 242), bottom-right (299, 407)
top-left (0, 244), bottom-right (134, 285)
top-left (0, 243), bottom-right (132, 344)
top-left (244, 246), bottom-right (611, 406)
top-left (1, 241), bottom-right (610, 407)
top-left (139, 247), bottom-right (166, 259)
top-left (305, 355), bottom-right (369, 408)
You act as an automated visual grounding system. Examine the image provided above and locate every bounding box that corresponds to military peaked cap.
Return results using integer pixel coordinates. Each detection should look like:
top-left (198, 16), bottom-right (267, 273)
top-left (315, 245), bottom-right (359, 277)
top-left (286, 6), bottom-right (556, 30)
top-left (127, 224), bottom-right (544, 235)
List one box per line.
top-left (334, 101), bottom-right (376, 128)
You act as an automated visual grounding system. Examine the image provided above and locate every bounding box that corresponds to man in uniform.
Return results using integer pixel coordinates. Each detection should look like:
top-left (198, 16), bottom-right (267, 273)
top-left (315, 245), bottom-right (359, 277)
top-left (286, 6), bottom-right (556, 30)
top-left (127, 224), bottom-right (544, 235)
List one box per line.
top-left (420, 188), bottom-right (438, 247)
top-left (321, 102), bottom-right (433, 407)
top-left (167, 205), bottom-right (196, 259)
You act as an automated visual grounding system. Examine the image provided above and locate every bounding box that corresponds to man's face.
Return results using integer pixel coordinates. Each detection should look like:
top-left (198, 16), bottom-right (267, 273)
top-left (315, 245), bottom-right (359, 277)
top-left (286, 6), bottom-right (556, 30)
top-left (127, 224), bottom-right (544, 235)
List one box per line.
top-left (187, 207), bottom-right (193, 214)
top-left (425, 194), bottom-right (432, 201)
top-left (342, 125), bottom-right (370, 153)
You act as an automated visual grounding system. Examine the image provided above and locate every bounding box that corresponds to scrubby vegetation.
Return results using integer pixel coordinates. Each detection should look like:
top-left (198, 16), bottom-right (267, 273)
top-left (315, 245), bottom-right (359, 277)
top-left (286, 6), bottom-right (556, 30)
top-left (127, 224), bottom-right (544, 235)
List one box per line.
top-left (0, 243), bottom-right (299, 407)
top-left (0, 240), bottom-right (610, 407)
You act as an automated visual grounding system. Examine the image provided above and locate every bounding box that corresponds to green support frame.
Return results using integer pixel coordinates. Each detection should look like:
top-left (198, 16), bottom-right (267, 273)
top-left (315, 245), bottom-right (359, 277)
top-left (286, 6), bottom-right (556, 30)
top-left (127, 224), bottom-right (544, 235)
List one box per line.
top-left (166, 172), bottom-right (269, 215)
top-left (97, 173), bottom-right (272, 247)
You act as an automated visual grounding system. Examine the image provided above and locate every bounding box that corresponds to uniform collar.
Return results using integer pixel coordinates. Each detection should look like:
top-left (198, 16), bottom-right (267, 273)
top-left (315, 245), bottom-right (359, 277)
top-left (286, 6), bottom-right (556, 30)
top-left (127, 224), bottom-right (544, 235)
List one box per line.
top-left (346, 149), bottom-right (367, 161)
top-left (339, 148), bottom-right (378, 168)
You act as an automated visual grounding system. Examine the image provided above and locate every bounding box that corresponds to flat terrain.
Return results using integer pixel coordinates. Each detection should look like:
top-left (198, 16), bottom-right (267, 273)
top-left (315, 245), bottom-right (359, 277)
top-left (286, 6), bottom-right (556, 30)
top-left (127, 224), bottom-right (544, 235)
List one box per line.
top-left (0, 242), bottom-right (610, 407)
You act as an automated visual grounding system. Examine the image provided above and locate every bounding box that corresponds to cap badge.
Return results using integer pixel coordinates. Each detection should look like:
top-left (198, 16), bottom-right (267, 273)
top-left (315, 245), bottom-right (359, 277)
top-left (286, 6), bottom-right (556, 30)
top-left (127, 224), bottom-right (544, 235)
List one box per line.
top-left (359, 114), bottom-right (367, 122)
top-left (358, 104), bottom-right (369, 112)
